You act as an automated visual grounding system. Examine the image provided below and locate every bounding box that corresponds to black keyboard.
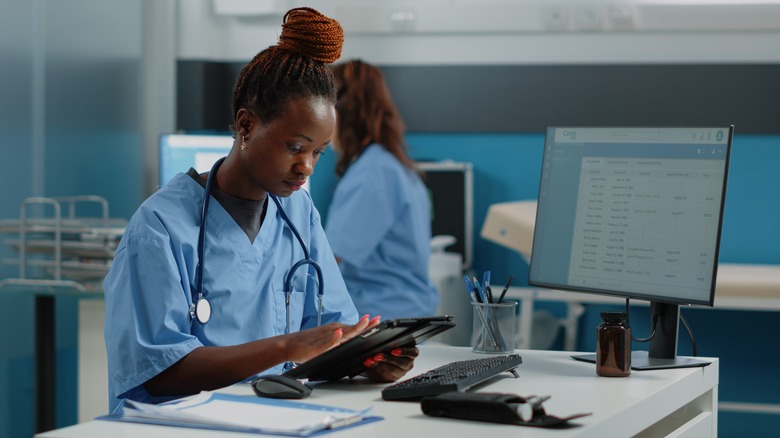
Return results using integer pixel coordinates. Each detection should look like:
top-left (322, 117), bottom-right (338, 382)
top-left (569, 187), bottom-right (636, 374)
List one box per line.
top-left (381, 354), bottom-right (523, 401)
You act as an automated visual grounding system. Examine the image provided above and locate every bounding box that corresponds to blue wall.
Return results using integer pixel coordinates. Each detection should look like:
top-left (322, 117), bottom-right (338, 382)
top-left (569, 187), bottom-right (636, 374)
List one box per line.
top-left (313, 132), bottom-right (545, 286)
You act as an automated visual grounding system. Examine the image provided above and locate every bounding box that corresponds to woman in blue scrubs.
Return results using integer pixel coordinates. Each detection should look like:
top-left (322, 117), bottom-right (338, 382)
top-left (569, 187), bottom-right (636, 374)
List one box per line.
top-left (326, 60), bottom-right (439, 320)
top-left (104, 8), bottom-right (418, 413)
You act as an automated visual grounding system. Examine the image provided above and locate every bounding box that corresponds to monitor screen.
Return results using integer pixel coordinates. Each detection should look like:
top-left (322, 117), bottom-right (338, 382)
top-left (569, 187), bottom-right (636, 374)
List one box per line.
top-left (159, 134), bottom-right (233, 186)
top-left (529, 126), bottom-right (733, 368)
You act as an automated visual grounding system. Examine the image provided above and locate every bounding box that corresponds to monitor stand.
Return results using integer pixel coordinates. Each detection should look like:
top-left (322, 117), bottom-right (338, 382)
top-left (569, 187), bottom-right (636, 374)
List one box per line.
top-left (571, 303), bottom-right (713, 370)
top-left (571, 351), bottom-right (711, 370)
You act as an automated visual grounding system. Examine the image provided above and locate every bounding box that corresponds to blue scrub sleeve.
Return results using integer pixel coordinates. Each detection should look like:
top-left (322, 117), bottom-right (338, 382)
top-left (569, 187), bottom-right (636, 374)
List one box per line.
top-left (104, 233), bottom-right (203, 405)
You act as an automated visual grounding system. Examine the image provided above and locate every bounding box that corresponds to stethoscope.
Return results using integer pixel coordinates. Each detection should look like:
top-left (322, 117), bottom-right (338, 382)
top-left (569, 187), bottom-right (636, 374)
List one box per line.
top-left (191, 157), bottom-right (324, 333)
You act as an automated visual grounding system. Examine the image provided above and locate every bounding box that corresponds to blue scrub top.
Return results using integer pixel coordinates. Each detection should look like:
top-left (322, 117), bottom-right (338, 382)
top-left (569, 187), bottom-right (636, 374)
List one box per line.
top-left (325, 144), bottom-right (438, 320)
top-left (104, 172), bottom-right (358, 412)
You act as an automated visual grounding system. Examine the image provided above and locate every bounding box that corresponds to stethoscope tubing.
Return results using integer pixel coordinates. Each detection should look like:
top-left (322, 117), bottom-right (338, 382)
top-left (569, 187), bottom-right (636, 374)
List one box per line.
top-left (193, 156), bottom-right (324, 328)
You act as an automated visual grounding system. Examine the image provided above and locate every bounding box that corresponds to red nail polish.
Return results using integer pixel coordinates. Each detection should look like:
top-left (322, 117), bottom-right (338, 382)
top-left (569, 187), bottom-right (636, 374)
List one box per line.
top-left (334, 328), bottom-right (343, 335)
top-left (374, 354), bottom-right (384, 362)
top-left (391, 348), bottom-right (402, 356)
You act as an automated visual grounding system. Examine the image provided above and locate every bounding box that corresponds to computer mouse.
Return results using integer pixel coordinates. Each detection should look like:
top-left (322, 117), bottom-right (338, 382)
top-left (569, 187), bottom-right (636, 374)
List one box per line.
top-left (251, 374), bottom-right (313, 399)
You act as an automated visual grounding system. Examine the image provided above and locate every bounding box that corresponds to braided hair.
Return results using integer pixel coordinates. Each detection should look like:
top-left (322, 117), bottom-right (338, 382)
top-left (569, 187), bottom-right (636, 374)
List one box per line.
top-left (230, 7), bottom-right (343, 130)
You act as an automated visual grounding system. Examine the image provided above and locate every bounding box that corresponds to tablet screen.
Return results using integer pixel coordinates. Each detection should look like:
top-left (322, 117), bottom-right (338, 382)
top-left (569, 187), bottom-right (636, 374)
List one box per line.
top-left (285, 315), bottom-right (455, 381)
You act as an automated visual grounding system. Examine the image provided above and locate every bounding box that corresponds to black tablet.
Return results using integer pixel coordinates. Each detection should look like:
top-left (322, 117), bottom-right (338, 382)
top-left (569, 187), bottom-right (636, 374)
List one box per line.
top-left (284, 315), bottom-right (455, 382)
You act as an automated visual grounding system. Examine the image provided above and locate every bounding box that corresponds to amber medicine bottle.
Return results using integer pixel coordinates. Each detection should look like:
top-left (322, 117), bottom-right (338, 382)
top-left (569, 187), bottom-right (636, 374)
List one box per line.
top-left (596, 311), bottom-right (631, 377)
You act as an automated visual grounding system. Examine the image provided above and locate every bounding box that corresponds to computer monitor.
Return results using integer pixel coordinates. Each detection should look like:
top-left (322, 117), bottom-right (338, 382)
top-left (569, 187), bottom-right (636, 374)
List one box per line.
top-left (159, 133), bottom-right (234, 186)
top-left (529, 126), bottom-right (733, 369)
top-left (417, 161), bottom-right (474, 270)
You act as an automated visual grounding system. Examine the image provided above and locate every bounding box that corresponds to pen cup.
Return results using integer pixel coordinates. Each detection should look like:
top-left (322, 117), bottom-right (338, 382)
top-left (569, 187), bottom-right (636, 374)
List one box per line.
top-left (471, 301), bottom-right (518, 354)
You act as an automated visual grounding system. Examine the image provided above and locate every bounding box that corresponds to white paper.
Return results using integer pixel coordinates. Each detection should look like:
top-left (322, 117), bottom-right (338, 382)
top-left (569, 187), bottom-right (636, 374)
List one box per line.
top-left (119, 392), bottom-right (375, 435)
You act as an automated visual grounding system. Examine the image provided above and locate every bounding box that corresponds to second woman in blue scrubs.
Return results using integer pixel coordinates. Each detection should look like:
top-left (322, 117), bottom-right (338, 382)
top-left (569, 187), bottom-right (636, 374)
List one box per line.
top-left (326, 60), bottom-right (439, 320)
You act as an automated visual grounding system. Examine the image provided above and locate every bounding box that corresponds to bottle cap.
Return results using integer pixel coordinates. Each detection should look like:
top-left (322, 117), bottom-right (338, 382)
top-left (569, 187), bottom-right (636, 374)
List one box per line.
top-left (600, 311), bottom-right (628, 322)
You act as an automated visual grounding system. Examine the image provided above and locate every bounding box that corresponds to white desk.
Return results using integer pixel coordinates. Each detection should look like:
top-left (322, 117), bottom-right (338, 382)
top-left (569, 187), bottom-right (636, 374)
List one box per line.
top-left (37, 345), bottom-right (718, 438)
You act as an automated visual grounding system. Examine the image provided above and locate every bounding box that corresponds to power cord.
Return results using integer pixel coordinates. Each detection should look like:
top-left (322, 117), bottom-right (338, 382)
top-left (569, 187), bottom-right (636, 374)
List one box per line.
top-left (626, 299), bottom-right (657, 343)
top-left (624, 299), bottom-right (699, 356)
top-left (679, 310), bottom-right (697, 357)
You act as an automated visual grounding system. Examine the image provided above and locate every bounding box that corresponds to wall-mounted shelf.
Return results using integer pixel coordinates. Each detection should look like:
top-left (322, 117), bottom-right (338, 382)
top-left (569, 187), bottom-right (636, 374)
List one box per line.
top-left (0, 195), bottom-right (126, 291)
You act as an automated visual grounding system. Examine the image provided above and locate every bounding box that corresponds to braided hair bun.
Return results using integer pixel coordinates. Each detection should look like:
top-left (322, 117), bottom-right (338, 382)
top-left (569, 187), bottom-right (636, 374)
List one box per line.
top-left (278, 7), bottom-right (343, 64)
top-left (230, 7), bottom-right (342, 127)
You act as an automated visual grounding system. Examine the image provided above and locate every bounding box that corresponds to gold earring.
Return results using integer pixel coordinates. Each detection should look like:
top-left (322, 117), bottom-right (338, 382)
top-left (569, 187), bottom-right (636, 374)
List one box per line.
top-left (241, 136), bottom-right (247, 150)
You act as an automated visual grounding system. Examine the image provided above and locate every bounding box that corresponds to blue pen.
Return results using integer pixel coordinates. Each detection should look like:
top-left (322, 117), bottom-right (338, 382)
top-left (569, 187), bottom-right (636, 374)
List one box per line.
top-left (482, 271), bottom-right (493, 303)
top-left (465, 277), bottom-right (491, 344)
top-left (463, 276), bottom-right (480, 303)
top-left (473, 277), bottom-right (487, 304)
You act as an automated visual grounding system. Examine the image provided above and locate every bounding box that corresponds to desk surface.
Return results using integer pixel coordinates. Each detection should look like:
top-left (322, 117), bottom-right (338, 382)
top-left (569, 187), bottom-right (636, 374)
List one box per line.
top-left (37, 345), bottom-right (718, 438)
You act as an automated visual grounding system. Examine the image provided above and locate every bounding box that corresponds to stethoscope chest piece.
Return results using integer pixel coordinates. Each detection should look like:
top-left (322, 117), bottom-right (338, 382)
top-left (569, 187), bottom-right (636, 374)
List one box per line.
top-left (190, 298), bottom-right (212, 324)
